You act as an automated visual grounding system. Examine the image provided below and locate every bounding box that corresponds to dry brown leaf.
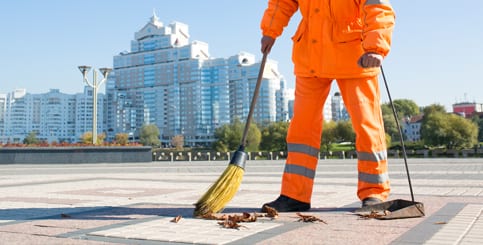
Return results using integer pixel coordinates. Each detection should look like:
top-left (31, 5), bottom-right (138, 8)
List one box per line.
top-left (201, 212), bottom-right (259, 222)
top-left (359, 210), bottom-right (390, 219)
top-left (296, 213), bottom-right (327, 224)
top-left (263, 206), bottom-right (279, 218)
top-left (228, 212), bottom-right (257, 223)
top-left (434, 221), bottom-right (447, 225)
top-left (201, 213), bottom-right (219, 220)
top-left (218, 219), bottom-right (246, 229)
top-left (171, 215), bottom-right (182, 223)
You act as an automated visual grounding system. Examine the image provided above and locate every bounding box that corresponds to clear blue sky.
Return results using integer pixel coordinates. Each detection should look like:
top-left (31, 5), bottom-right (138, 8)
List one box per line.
top-left (1, 1), bottom-right (482, 111)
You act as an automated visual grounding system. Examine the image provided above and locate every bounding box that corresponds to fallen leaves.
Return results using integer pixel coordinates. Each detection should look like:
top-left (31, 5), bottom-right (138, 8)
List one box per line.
top-left (434, 221), bottom-right (447, 225)
top-left (263, 206), bottom-right (279, 218)
top-left (359, 210), bottom-right (391, 219)
top-left (296, 213), bottom-right (327, 224)
top-left (192, 211), bottom-right (280, 230)
top-left (171, 215), bottom-right (182, 223)
top-left (202, 212), bottom-right (258, 229)
top-left (218, 219), bottom-right (245, 229)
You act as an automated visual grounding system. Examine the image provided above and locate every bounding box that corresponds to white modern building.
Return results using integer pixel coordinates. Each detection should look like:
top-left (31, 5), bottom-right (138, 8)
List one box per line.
top-left (331, 92), bottom-right (349, 121)
top-left (108, 14), bottom-right (290, 146)
top-left (0, 88), bottom-right (104, 143)
top-left (0, 14), bottom-right (292, 146)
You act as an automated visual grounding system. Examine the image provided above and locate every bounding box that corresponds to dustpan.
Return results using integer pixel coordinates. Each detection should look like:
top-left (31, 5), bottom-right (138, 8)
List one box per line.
top-left (354, 67), bottom-right (425, 220)
top-left (354, 199), bottom-right (425, 219)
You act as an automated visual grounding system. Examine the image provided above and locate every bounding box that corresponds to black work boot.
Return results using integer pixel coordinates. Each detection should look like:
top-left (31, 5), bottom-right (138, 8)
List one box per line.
top-left (361, 197), bottom-right (382, 207)
top-left (261, 195), bottom-right (311, 212)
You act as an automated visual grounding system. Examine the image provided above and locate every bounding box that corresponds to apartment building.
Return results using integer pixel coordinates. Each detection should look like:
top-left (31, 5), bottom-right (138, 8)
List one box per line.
top-left (109, 14), bottom-right (289, 146)
top-left (0, 88), bottom-right (104, 143)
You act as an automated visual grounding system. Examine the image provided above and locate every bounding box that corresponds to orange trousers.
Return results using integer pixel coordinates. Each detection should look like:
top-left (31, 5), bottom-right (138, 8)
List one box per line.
top-left (281, 76), bottom-right (390, 203)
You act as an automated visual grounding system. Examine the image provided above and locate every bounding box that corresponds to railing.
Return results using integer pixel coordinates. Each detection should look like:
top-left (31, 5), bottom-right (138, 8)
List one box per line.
top-left (152, 148), bottom-right (483, 162)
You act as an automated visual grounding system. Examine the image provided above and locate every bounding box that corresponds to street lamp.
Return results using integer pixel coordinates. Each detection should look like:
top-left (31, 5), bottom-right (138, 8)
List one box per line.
top-left (78, 65), bottom-right (112, 144)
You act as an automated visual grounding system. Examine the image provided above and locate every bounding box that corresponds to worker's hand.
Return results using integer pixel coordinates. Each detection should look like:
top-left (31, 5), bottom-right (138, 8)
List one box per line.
top-left (357, 52), bottom-right (383, 68)
top-left (261, 36), bottom-right (275, 54)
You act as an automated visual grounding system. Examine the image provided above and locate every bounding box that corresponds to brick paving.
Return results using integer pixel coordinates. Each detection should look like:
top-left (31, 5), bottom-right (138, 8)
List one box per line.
top-left (0, 158), bottom-right (482, 244)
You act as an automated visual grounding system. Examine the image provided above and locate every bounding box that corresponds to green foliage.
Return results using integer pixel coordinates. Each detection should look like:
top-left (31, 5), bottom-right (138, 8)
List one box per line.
top-left (260, 121), bottom-right (289, 151)
top-left (471, 115), bottom-right (483, 141)
top-left (246, 123), bottom-right (261, 152)
top-left (115, 133), bottom-right (129, 145)
top-left (320, 120), bottom-right (355, 152)
top-left (139, 124), bottom-right (160, 147)
top-left (392, 99), bottom-right (420, 118)
top-left (80, 132), bottom-right (105, 145)
top-left (334, 120), bottom-right (355, 143)
top-left (81, 132), bottom-right (93, 144)
top-left (212, 119), bottom-right (261, 152)
top-left (385, 133), bottom-right (392, 148)
top-left (382, 99), bottom-right (420, 144)
top-left (321, 120), bottom-right (337, 153)
top-left (23, 131), bottom-right (39, 145)
top-left (421, 110), bottom-right (478, 149)
top-left (381, 104), bottom-right (401, 142)
top-left (422, 104), bottom-right (446, 115)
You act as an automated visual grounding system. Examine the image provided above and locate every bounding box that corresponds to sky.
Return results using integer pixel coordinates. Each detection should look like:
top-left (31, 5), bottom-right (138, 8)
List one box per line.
top-left (1, 1), bottom-right (482, 111)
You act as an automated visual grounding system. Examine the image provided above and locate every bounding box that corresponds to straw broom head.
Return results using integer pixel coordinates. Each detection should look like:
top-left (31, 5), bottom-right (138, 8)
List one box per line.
top-left (193, 150), bottom-right (247, 217)
top-left (193, 164), bottom-right (244, 217)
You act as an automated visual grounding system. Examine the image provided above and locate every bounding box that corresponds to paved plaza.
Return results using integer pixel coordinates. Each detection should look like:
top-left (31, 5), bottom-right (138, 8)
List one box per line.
top-left (0, 158), bottom-right (482, 244)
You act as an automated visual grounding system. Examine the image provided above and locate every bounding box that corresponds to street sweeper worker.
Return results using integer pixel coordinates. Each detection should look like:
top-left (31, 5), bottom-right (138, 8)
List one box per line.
top-left (260, 0), bottom-right (396, 212)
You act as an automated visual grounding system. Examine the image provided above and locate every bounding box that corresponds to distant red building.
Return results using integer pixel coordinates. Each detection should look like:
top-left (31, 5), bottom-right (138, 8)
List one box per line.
top-left (452, 102), bottom-right (483, 118)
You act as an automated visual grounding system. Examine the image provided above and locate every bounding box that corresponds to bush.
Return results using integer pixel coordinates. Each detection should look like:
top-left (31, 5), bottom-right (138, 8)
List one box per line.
top-left (115, 133), bottom-right (130, 145)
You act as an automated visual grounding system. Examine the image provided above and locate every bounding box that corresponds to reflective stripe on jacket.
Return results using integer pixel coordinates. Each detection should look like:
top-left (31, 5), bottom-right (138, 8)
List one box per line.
top-left (261, 0), bottom-right (395, 78)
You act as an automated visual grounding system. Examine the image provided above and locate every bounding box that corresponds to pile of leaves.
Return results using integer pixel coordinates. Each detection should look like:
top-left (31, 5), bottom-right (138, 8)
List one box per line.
top-left (173, 207), bottom-right (329, 230)
top-left (201, 211), bottom-right (278, 229)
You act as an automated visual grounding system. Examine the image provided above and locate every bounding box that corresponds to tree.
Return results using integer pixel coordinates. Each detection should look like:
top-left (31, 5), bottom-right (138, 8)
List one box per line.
top-left (139, 124), bottom-right (160, 147)
top-left (171, 135), bottom-right (184, 151)
top-left (381, 104), bottom-right (401, 142)
top-left (23, 131), bottom-right (39, 145)
top-left (446, 114), bottom-right (478, 149)
top-left (80, 132), bottom-right (106, 145)
top-left (260, 121), bottom-right (289, 152)
top-left (382, 100), bottom-right (420, 143)
top-left (334, 120), bottom-right (355, 143)
top-left (421, 109), bottom-right (478, 149)
top-left (422, 104), bottom-right (446, 115)
top-left (115, 133), bottom-right (129, 145)
top-left (212, 119), bottom-right (261, 152)
top-left (471, 115), bottom-right (483, 142)
top-left (321, 120), bottom-right (337, 153)
top-left (392, 99), bottom-right (420, 118)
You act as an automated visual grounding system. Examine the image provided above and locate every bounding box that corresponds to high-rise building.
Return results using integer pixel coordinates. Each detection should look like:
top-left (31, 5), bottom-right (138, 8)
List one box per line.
top-left (0, 14), bottom-right (291, 146)
top-left (109, 14), bottom-right (289, 146)
top-left (0, 94), bottom-right (6, 142)
top-left (331, 92), bottom-right (349, 121)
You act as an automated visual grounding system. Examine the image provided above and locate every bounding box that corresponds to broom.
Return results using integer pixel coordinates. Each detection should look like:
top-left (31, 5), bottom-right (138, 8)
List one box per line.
top-left (193, 52), bottom-right (268, 217)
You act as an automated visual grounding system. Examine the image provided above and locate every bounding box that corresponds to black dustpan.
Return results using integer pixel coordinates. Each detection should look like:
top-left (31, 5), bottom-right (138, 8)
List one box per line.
top-left (354, 67), bottom-right (425, 220)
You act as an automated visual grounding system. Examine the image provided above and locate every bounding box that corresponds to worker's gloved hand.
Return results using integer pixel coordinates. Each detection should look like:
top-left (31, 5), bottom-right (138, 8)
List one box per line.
top-left (357, 52), bottom-right (383, 68)
top-left (261, 36), bottom-right (275, 54)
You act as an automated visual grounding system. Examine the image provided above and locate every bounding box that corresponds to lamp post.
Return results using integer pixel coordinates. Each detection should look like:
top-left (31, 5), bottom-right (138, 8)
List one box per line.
top-left (78, 66), bottom-right (112, 144)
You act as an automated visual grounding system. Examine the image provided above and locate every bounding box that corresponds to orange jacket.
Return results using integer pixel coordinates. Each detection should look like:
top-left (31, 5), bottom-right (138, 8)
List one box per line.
top-left (261, 0), bottom-right (395, 78)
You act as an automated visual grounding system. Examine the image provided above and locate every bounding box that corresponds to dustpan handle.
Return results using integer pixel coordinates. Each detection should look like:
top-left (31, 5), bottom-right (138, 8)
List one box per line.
top-left (240, 52), bottom-right (268, 148)
top-left (381, 66), bottom-right (415, 203)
